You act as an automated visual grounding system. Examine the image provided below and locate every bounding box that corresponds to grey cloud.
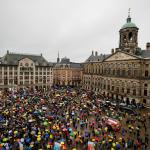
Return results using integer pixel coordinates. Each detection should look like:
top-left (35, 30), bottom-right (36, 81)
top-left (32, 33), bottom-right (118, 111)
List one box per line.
top-left (0, 0), bottom-right (150, 62)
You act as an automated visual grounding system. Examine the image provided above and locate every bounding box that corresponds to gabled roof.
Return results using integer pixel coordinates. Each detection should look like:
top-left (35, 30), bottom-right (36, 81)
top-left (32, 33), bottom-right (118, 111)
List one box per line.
top-left (85, 53), bottom-right (110, 62)
top-left (103, 50), bottom-right (142, 62)
top-left (55, 62), bottom-right (82, 69)
top-left (0, 52), bottom-right (50, 66)
top-left (139, 50), bottom-right (150, 59)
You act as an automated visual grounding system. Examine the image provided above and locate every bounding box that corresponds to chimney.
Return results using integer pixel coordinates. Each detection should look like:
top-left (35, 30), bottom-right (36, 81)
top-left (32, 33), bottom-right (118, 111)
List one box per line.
top-left (111, 49), bottom-right (114, 54)
top-left (92, 51), bottom-right (94, 55)
top-left (95, 51), bottom-right (98, 56)
top-left (7, 50), bottom-right (9, 54)
top-left (41, 53), bottom-right (42, 56)
top-left (146, 42), bottom-right (150, 50)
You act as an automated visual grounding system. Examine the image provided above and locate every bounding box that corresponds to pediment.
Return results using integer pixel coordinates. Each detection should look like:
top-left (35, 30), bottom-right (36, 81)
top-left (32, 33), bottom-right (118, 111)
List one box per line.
top-left (104, 51), bottom-right (139, 61)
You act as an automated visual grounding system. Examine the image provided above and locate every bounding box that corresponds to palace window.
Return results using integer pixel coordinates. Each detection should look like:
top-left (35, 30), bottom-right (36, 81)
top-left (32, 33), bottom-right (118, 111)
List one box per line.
top-left (113, 70), bottom-right (115, 75)
top-left (127, 88), bottom-right (130, 94)
top-left (116, 87), bottom-right (119, 92)
top-left (127, 70), bottom-right (131, 76)
top-left (145, 70), bottom-right (149, 77)
top-left (143, 99), bottom-right (146, 104)
top-left (103, 84), bottom-right (106, 89)
top-left (144, 90), bottom-right (147, 96)
top-left (134, 70), bottom-right (137, 77)
top-left (112, 86), bottom-right (114, 91)
top-left (133, 89), bottom-right (136, 96)
top-left (117, 69), bottom-right (120, 76)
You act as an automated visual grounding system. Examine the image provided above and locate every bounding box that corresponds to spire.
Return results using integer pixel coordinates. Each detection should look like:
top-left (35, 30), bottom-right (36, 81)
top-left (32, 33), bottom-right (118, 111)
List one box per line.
top-left (57, 51), bottom-right (60, 63)
top-left (58, 51), bottom-right (59, 58)
top-left (127, 8), bottom-right (131, 23)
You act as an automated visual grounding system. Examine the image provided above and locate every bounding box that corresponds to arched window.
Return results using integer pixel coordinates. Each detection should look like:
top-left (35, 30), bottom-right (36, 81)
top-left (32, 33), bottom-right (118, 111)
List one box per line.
top-left (129, 32), bottom-right (133, 41)
top-left (25, 63), bottom-right (29, 67)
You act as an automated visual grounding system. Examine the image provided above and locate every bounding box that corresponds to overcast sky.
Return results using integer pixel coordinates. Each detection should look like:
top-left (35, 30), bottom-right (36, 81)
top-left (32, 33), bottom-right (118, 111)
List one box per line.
top-left (0, 0), bottom-right (149, 62)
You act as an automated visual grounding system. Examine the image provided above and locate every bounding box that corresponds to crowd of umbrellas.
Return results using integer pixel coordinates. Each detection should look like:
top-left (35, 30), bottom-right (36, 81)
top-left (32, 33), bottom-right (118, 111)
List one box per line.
top-left (0, 86), bottom-right (149, 150)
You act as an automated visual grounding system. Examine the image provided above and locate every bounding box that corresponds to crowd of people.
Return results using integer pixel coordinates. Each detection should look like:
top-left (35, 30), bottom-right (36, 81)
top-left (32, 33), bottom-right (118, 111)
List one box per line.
top-left (0, 86), bottom-right (149, 150)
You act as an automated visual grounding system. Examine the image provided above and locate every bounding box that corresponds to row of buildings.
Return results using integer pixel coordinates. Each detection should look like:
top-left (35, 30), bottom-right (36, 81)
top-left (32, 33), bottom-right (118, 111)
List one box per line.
top-left (0, 13), bottom-right (150, 107)
top-left (0, 51), bottom-right (83, 91)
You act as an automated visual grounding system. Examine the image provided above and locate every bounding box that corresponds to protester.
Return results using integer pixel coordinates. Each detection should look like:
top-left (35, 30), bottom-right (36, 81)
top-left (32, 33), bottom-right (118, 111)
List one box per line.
top-left (0, 86), bottom-right (149, 150)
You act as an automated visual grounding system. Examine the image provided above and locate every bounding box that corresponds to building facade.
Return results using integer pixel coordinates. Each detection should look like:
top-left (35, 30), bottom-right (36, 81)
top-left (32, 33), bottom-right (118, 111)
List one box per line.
top-left (0, 51), bottom-right (53, 90)
top-left (54, 57), bottom-right (82, 86)
top-left (83, 14), bottom-right (150, 107)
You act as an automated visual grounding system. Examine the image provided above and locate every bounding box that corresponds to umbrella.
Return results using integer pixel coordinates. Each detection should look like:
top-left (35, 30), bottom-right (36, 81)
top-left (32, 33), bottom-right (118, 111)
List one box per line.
top-left (3, 138), bottom-right (8, 142)
top-left (68, 128), bottom-right (72, 132)
top-left (70, 132), bottom-right (74, 137)
top-left (62, 128), bottom-right (67, 132)
top-left (37, 137), bottom-right (41, 141)
top-left (116, 143), bottom-right (121, 149)
top-left (43, 121), bottom-right (48, 126)
top-left (33, 111), bottom-right (39, 115)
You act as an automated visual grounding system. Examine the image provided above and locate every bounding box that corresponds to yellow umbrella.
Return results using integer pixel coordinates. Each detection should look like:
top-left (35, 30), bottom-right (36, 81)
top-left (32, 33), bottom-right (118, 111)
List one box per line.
top-left (112, 143), bottom-right (116, 147)
top-left (3, 138), bottom-right (8, 142)
top-left (37, 137), bottom-right (41, 141)
top-left (14, 131), bottom-right (18, 134)
top-left (38, 131), bottom-right (41, 135)
top-left (61, 141), bottom-right (64, 145)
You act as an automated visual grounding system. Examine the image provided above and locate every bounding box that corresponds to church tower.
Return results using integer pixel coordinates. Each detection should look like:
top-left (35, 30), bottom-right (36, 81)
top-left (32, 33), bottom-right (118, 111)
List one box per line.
top-left (119, 9), bottom-right (139, 54)
top-left (57, 51), bottom-right (60, 63)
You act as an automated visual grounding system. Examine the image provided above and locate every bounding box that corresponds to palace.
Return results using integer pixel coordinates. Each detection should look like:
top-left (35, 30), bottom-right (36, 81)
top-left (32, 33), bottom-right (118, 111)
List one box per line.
top-left (82, 13), bottom-right (150, 107)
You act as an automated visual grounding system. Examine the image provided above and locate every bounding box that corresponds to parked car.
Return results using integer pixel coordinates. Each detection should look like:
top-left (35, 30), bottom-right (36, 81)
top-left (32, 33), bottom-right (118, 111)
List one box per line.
top-left (119, 103), bottom-right (127, 107)
top-left (111, 102), bottom-right (117, 107)
top-left (119, 106), bottom-right (137, 115)
top-left (127, 104), bottom-right (137, 109)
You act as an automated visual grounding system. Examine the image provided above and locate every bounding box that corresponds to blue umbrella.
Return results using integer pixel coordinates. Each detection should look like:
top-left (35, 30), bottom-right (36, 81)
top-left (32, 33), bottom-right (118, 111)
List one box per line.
top-left (116, 143), bottom-right (121, 149)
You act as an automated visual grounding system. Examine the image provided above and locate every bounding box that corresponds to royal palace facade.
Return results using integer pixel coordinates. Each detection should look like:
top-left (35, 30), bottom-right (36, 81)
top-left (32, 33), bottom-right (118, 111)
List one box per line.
top-left (0, 51), bottom-right (53, 90)
top-left (82, 14), bottom-right (150, 107)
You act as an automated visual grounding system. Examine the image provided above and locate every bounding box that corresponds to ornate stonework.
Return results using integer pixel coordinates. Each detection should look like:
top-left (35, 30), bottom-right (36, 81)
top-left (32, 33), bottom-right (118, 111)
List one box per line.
top-left (105, 51), bottom-right (138, 61)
